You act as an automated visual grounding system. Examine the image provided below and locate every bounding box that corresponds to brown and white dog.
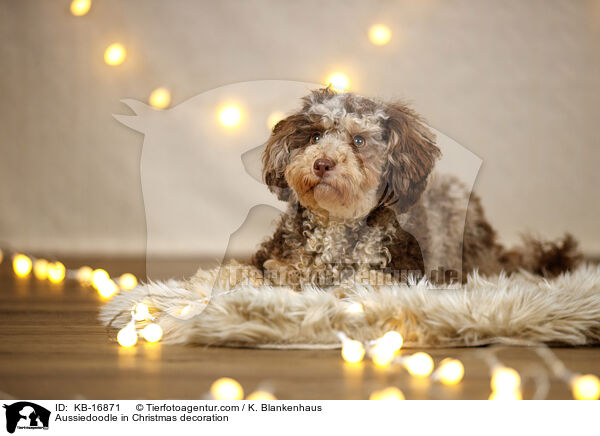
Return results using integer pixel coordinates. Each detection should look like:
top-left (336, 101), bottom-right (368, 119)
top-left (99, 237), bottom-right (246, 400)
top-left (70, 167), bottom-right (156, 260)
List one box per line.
top-left (250, 88), bottom-right (580, 288)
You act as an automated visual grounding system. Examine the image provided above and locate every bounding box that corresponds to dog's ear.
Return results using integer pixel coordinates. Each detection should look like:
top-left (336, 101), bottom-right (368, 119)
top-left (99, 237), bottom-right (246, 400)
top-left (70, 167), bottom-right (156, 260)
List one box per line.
top-left (382, 102), bottom-right (441, 213)
top-left (262, 115), bottom-right (303, 202)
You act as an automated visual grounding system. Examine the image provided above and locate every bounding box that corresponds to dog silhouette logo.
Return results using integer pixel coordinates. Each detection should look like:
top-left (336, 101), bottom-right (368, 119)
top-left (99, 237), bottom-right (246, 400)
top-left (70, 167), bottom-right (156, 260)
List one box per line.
top-left (2, 402), bottom-right (50, 434)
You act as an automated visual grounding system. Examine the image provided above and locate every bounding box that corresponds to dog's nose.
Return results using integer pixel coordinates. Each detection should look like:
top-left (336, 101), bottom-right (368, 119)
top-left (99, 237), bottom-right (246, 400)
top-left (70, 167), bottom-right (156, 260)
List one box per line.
top-left (313, 158), bottom-right (336, 178)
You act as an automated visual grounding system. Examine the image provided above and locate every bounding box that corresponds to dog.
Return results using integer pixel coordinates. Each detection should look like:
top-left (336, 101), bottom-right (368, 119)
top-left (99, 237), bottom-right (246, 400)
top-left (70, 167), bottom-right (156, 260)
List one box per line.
top-left (249, 88), bottom-right (580, 288)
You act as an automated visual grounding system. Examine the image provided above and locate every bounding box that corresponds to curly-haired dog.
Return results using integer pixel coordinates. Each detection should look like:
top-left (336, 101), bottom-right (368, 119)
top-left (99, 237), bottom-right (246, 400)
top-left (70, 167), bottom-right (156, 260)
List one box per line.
top-left (251, 88), bottom-right (580, 288)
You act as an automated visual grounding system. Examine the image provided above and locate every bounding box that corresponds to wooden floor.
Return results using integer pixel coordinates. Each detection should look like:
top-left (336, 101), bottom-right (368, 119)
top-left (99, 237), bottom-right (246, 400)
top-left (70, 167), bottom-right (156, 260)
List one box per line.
top-left (0, 257), bottom-right (598, 400)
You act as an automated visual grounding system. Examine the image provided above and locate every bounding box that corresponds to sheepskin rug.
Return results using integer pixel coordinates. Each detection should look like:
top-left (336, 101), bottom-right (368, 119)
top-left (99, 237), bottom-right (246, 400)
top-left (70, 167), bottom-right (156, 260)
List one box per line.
top-left (99, 263), bottom-right (600, 349)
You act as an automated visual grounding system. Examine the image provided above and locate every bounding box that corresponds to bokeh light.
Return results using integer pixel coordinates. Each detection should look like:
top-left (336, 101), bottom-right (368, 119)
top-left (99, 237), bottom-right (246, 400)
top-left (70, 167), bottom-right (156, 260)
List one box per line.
top-left (210, 377), bottom-right (244, 400)
top-left (346, 302), bottom-right (364, 314)
top-left (133, 303), bottom-right (151, 321)
top-left (246, 391), bottom-right (277, 400)
top-left (13, 254), bottom-right (32, 278)
top-left (571, 374), bottom-right (600, 400)
top-left (119, 273), bottom-right (138, 290)
top-left (47, 261), bottom-right (66, 283)
top-left (77, 266), bottom-right (94, 285)
top-left (218, 105), bottom-right (242, 128)
top-left (33, 259), bottom-right (49, 280)
top-left (368, 24), bottom-right (391, 46)
top-left (141, 323), bottom-right (163, 343)
top-left (437, 358), bottom-right (464, 385)
top-left (490, 367), bottom-right (521, 392)
top-left (369, 387), bottom-right (405, 400)
top-left (341, 340), bottom-right (365, 363)
top-left (149, 88), bottom-right (171, 109)
top-left (70, 0), bottom-right (91, 16)
top-left (117, 325), bottom-right (138, 348)
top-left (104, 43), bottom-right (126, 66)
top-left (405, 352), bottom-right (434, 377)
top-left (326, 73), bottom-right (350, 92)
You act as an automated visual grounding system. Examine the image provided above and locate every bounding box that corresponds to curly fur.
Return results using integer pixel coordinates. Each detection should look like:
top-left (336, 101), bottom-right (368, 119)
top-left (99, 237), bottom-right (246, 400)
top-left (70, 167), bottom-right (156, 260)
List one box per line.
top-left (255, 88), bottom-right (581, 287)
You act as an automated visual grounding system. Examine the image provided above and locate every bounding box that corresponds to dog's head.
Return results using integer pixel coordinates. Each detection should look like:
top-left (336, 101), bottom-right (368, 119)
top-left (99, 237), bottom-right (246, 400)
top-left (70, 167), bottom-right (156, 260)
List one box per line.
top-left (263, 88), bottom-right (441, 219)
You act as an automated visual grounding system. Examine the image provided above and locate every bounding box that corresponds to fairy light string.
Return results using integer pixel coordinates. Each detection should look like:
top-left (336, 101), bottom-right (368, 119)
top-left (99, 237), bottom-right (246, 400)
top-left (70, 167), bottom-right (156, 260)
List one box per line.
top-left (2, 247), bottom-right (598, 400)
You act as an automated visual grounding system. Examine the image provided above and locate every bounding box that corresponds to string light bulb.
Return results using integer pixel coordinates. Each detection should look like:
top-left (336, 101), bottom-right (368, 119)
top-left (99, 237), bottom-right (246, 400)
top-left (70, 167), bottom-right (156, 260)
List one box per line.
top-left (104, 43), bottom-right (126, 66)
top-left (436, 358), bottom-right (464, 386)
top-left (379, 331), bottom-right (403, 352)
top-left (436, 358), bottom-right (465, 385)
top-left (405, 352), bottom-right (434, 378)
top-left (92, 269), bottom-right (109, 286)
top-left (117, 323), bottom-right (138, 348)
top-left (13, 254), bottom-right (32, 277)
top-left (133, 303), bottom-right (151, 321)
top-left (369, 387), bottom-right (405, 400)
top-left (149, 88), bottom-right (171, 109)
top-left (490, 367), bottom-right (521, 392)
top-left (96, 279), bottom-right (118, 299)
top-left (70, 0), bottom-right (91, 16)
top-left (218, 105), bottom-right (243, 128)
top-left (371, 343), bottom-right (396, 367)
top-left (246, 391), bottom-right (277, 400)
top-left (33, 259), bottom-right (49, 280)
top-left (326, 73), bottom-right (350, 92)
top-left (210, 377), bottom-right (244, 400)
top-left (368, 24), bottom-right (392, 46)
top-left (47, 261), bottom-right (66, 283)
top-left (571, 374), bottom-right (600, 400)
top-left (141, 323), bottom-right (163, 343)
top-left (119, 273), bottom-right (138, 290)
top-left (341, 340), bottom-right (365, 363)
top-left (77, 266), bottom-right (94, 285)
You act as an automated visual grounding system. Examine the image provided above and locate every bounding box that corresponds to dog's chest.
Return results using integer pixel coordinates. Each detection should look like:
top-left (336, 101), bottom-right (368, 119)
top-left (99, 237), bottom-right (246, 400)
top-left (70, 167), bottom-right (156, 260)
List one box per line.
top-left (300, 220), bottom-right (389, 270)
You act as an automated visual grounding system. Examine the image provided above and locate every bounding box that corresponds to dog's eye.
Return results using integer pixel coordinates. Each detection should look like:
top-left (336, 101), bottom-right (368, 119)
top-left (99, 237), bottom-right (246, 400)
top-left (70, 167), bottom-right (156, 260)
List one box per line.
top-left (310, 133), bottom-right (321, 144)
top-left (353, 135), bottom-right (366, 147)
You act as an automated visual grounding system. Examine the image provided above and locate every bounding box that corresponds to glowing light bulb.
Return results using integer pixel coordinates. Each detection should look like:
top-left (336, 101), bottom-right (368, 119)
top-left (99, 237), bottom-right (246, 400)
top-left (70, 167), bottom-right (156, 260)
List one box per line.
top-left (341, 340), bottom-right (365, 363)
top-left (119, 273), bottom-right (138, 290)
top-left (76, 266), bottom-right (93, 285)
top-left (346, 302), bottom-right (364, 314)
top-left (70, 0), bottom-right (91, 16)
top-left (489, 389), bottom-right (522, 400)
top-left (133, 303), bottom-right (151, 321)
top-left (92, 269), bottom-right (109, 287)
top-left (491, 367), bottom-right (521, 392)
top-left (149, 88), bottom-right (171, 109)
top-left (380, 331), bottom-right (403, 352)
top-left (117, 324), bottom-right (138, 348)
top-left (571, 374), bottom-right (600, 400)
top-left (369, 387), bottom-right (405, 400)
top-left (371, 343), bottom-right (396, 368)
top-left (210, 377), bottom-right (244, 400)
top-left (33, 259), bottom-right (49, 280)
top-left (266, 112), bottom-right (284, 130)
top-left (405, 352), bottom-right (434, 378)
top-left (368, 24), bottom-right (391, 46)
top-left (218, 105), bottom-right (243, 128)
top-left (97, 279), bottom-right (118, 299)
top-left (326, 73), bottom-right (350, 92)
top-left (104, 43), bottom-right (126, 66)
top-left (141, 323), bottom-right (163, 343)
top-left (246, 391), bottom-right (277, 400)
top-left (47, 261), bottom-right (66, 283)
top-left (13, 254), bottom-right (32, 277)
top-left (436, 358), bottom-right (464, 385)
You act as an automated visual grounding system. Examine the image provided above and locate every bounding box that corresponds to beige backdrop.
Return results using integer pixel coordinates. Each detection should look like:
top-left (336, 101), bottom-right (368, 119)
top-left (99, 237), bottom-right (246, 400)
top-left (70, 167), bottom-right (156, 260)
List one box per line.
top-left (1, 0), bottom-right (599, 257)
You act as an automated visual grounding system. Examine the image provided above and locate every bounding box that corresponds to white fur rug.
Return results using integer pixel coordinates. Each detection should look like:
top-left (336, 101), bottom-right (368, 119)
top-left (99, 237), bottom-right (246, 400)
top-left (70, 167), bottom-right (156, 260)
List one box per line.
top-left (99, 264), bottom-right (600, 349)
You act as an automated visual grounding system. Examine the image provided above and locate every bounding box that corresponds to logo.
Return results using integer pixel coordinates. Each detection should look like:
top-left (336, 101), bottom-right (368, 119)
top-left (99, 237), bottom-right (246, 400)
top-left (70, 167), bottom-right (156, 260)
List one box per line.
top-left (3, 402), bottom-right (50, 434)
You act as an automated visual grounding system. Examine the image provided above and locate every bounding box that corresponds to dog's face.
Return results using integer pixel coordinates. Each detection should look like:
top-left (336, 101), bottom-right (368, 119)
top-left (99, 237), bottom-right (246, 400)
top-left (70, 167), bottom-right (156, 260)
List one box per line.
top-left (263, 88), bottom-right (441, 219)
